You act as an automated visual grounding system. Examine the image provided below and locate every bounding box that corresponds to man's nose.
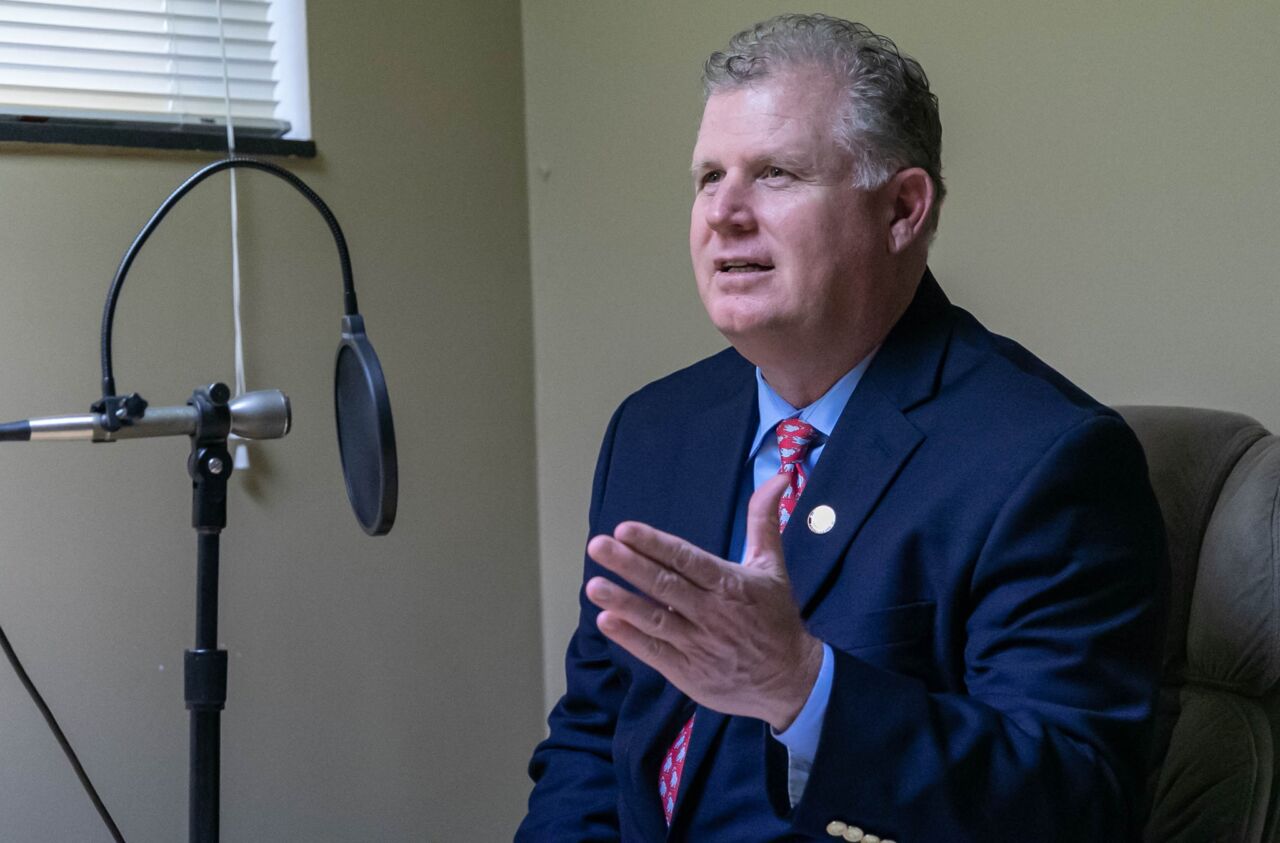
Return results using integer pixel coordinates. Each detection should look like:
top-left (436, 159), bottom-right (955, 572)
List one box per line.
top-left (704, 175), bottom-right (755, 231)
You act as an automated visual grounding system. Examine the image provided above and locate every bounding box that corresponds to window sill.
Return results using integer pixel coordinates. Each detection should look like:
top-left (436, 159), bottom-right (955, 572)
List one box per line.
top-left (0, 121), bottom-right (316, 158)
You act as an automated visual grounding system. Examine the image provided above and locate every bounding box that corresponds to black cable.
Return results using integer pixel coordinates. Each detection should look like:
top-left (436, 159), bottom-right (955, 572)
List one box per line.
top-left (99, 156), bottom-right (359, 400)
top-left (0, 620), bottom-right (126, 842)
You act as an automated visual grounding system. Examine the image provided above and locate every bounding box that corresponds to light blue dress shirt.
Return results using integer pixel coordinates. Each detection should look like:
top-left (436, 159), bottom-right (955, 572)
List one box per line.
top-left (725, 352), bottom-right (875, 806)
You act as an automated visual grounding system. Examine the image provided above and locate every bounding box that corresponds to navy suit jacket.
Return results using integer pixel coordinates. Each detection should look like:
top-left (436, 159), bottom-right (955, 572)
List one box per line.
top-left (519, 273), bottom-right (1166, 842)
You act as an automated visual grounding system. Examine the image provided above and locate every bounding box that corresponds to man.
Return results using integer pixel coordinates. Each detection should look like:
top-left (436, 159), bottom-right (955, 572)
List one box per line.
top-left (519, 14), bottom-right (1165, 842)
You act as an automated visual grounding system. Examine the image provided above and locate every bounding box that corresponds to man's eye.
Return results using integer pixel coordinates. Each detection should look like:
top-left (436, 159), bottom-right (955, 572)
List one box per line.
top-left (701, 171), bottom-right (723, 187)
top-left (764, 166), bottom-right (787, 179)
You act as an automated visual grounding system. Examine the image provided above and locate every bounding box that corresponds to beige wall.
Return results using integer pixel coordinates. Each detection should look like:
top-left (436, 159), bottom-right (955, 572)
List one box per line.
top-left (523, 2), bottom-right (1280, 708)
top-left (0, 1), bottom-right (541, 840)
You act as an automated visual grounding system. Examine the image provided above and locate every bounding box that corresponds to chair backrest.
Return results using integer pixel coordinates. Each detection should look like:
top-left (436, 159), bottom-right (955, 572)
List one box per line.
top-left (1118, 406), bottom-right (1280, 843)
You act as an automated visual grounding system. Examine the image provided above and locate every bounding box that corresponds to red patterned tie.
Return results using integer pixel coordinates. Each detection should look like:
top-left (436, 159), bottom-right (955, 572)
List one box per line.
top-left (657, 417), bottom-right (817, 825)
top-left (775, 418), bottom-right (816, 530)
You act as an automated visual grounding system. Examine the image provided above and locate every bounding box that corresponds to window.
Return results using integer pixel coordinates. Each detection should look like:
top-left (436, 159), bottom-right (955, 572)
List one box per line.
top-left (0, 0), bottom-right (313, 156)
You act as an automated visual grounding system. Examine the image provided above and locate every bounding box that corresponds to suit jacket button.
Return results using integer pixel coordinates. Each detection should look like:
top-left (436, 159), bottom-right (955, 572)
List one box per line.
top-left (860, 834), bottom-right (879, 843)
top-left (826, 820), bottom-right (848, 836)
top-left (843, 827), bottom-right (865, 841)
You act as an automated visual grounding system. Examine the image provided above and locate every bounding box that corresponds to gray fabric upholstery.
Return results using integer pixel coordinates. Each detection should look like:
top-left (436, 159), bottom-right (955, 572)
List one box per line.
top-left (1118, 406), bottom-right (1280, 842)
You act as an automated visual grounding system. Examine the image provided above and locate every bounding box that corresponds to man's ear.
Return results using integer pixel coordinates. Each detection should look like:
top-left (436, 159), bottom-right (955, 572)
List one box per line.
top-left (886, 167), bottom-right (936, 254)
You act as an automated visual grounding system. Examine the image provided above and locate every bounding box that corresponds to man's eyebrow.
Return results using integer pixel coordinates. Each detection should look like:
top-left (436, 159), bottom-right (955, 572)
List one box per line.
top-left (768, 153), bottom-right (816, 174)
top-left (690, 158), bottom-right (717, 177)
top-left (689, 152), bottom-right (817, 178)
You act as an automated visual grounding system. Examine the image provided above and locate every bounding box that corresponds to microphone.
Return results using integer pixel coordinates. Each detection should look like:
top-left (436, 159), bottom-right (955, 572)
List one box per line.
top-left (0, 389), bottom-right (290, 444)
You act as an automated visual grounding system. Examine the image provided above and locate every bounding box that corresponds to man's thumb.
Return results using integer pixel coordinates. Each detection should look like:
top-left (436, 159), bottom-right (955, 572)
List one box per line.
top-left (743, 473), bottom-right (790, 568)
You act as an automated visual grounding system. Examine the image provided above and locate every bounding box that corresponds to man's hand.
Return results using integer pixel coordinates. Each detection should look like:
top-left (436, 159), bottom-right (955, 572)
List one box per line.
top-left (584, 473), bottom-right (824, 731)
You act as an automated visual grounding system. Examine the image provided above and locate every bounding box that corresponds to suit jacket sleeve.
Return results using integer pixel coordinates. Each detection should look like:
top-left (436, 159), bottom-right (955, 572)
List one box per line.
top-left (790, 414), bottom-right (1166, 842)
top-left (516, 399), bottom-right (628, 842)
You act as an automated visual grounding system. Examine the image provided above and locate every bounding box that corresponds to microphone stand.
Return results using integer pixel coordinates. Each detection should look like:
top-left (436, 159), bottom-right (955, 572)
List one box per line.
top-left (89, 158), bottom-right (353, 842)
top-left (1, 155), bottom-right (392, 842)
top-left (185, 382), bottom-right (235, 843)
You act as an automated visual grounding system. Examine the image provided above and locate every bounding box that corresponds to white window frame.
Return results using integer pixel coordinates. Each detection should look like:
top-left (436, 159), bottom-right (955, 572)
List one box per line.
top-left (0, 0), bottom-right (311, 149)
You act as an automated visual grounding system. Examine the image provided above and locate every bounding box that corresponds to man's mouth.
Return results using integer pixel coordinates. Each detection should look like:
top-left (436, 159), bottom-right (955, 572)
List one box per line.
top-left (717, 260), bottom-right (774, 273)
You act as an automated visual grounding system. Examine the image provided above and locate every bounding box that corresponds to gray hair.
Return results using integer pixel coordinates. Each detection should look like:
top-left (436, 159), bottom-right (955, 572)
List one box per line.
top-left (703, 14), bottom-right (945, 226)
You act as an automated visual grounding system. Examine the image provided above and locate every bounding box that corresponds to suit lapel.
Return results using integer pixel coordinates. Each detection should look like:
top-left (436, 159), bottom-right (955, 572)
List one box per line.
top-left (784, 270), bottom-right (954, 615)
top-left (668, 371), bottom-right (758, 555)
top-left (623, 356), bottom-right (756, 836)
top-left (783, 387), bottom-right (923, 614)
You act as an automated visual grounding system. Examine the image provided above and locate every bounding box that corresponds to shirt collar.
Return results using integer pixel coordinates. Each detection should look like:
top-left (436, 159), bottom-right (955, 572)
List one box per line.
top-left (748, 349), bottom-right (878, 462)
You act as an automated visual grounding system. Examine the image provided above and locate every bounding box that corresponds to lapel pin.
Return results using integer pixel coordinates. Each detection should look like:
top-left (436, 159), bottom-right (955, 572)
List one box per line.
top-left (807, 505), bottom-right (836, 534)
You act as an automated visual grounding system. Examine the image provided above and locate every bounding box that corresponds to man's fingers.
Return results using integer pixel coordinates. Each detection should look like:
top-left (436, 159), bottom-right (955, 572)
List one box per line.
top-left (585, 576), bottom-right (696, 640)
top-left (743, 473), bottom-right (790, 567)
top-left (588, 534), bottom-right (703, 616)
top-left (596, 610), bottom-right (688, 677)
top-left (612, 521), bottom-right (726, 591)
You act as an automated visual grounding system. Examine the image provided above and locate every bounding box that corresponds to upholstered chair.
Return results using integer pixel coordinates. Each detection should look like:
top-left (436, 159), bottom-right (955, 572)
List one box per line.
top-left (1118, 406), bottom-right (1280, 842)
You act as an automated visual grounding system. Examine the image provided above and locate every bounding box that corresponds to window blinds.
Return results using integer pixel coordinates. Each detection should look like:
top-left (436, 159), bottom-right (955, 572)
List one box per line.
top-left (0, 0), bottom-right (287, 136)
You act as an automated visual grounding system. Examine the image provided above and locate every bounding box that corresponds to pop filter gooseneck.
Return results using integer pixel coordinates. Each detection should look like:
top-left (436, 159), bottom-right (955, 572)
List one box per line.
top-left (97, 157), bottom-right (397, 535)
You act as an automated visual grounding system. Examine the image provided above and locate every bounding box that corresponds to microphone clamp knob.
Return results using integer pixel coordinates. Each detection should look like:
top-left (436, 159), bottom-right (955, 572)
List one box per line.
top-left (206, 383), bottom-right (231, 406)
top-left (91, 392), bottom-right (149, 432)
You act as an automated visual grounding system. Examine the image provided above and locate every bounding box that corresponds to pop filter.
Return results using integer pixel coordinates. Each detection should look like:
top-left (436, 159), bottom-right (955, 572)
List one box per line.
top-left (335, 314), bottom-right (397, 536)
